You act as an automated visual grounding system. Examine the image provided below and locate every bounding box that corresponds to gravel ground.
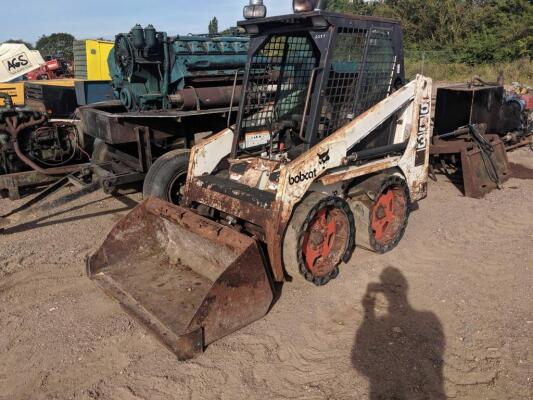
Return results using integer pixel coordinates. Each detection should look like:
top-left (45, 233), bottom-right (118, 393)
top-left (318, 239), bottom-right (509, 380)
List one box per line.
top-left (0, 147), bottom-right (532, 400)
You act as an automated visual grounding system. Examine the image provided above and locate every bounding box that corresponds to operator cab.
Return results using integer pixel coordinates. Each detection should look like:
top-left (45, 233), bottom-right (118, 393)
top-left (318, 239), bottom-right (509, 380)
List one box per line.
top-left (232, 10), bottom-right (405, 163)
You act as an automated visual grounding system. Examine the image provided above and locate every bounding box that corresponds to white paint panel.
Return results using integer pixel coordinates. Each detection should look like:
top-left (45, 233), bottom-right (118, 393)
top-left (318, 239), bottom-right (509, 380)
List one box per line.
top-left (190, 128), bottom-right (234, 177)
top-left (344, 82), bottom-right (416, 150)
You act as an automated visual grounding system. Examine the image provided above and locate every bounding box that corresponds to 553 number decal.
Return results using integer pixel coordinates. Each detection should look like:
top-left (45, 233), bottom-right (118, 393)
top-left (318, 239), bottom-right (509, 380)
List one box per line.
top-left (415, 102), bottom-right (430, 166)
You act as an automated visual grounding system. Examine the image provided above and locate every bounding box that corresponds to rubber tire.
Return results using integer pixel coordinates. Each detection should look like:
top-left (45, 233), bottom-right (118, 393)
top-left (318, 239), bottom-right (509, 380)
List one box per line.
top-left (369, 175), bottom-right (410, 254)
top-left (91, 139), bottom-right (113, 164)
top-left (142, 149), bottom-right (190, 204)
top-left (283, 192), bottom-right (356, 287)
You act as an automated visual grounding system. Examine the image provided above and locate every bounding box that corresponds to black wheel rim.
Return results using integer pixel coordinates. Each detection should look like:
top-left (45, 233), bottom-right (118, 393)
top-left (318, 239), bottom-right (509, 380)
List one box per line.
top-left (167, 172), bottom-right (187, 205)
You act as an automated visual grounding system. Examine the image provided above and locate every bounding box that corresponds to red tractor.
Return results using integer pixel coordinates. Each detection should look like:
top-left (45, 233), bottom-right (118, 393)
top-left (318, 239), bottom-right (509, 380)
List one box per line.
top-left (25, 57), bottom-right (72, 80)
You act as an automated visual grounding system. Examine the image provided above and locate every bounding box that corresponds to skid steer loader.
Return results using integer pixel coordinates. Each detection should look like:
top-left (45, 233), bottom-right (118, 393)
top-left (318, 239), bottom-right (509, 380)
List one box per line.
top-left (88, 8), bottom-right (433, 360)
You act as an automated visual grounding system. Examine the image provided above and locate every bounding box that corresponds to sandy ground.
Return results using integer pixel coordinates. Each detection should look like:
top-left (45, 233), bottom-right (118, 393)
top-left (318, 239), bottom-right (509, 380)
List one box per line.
top-left (0, 148), bottom-right (532, 400)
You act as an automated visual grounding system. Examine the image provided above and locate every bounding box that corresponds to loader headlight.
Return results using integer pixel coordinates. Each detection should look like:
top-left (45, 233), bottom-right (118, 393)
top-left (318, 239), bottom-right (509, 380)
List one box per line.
top-left (292, 0), bottom-right (328, 13)
top-left (243, 0), bottom-right (267, 19)
top-left (293, 0), bottom-right (328, 13)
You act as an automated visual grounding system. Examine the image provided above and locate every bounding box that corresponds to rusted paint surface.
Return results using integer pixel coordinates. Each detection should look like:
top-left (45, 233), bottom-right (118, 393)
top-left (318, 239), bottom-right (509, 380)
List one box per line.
top-left (188, 128), bottom-right (234, 179)
top-left (398, 81), bottom-right (433, 201)
top-left (263, 214), bottom-right (286, 282)
top-left (187, 178), bottom-right (273, 227)
top-left (0, 168), bottom-right (78, 191)
top-left (185, 177), bottom-right (287, 282)
top-left (275, 76), bottom-right (432, 221)
top-left (318, 157), bottom-right (401, 186)
top-left (228, 157), bottom-right (280, 191)
top-left (431, 134), bottom-right (511, 199)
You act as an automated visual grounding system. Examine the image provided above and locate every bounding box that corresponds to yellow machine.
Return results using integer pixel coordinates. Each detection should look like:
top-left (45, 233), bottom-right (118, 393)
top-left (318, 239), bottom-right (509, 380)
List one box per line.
top-left (21, 40), bottom-right (114, 114)
top-left (25, 79), bottom-right (76, 87)
top-left (0, 82), bottom-right (24, 106)
top-left (73, 39), bottom-right (114, 81)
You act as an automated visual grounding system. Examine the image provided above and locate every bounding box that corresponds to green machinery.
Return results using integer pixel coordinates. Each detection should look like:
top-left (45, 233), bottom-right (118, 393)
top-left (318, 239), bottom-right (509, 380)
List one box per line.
top-left (109, 24), bottom-right (249, 111)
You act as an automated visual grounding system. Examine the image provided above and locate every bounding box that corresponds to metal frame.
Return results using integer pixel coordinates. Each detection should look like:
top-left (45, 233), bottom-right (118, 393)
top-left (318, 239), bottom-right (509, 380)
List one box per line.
top-left (233, 11), bottom-right (405, 154)
top-left (0, 166), bottom-right (83, 200)
top-left (1, 92), bottom-right (239, 222)
top-left (0, 125), bottom-right (155, 227)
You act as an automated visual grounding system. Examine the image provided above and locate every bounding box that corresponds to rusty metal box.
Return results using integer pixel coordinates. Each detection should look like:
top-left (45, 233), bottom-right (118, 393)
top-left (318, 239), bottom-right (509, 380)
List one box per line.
top-left (434, 85), bottom-right (504, 136)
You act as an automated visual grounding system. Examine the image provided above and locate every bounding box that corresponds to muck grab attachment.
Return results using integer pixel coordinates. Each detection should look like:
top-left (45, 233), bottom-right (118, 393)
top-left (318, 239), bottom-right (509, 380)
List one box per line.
top-left (88, 4), bottom-right (435, 359)
top-left (431, 81), bottom-right (532, 198)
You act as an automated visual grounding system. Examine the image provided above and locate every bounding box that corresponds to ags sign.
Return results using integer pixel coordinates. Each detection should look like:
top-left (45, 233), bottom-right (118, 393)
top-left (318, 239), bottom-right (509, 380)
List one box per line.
top-left (3, 53), bottom-right (31, 75)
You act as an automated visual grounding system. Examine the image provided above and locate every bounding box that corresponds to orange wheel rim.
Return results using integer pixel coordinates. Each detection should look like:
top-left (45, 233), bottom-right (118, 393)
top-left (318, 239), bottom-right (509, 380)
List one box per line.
top-left (302, 208), bottom-right (348, 277)
top-left (371, 187), bottom-right (406, 244)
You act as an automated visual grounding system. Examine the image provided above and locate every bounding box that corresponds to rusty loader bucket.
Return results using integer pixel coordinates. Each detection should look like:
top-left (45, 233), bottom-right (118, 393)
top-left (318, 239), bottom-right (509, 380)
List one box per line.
top-left (87, 198), bottom-right (273, 360)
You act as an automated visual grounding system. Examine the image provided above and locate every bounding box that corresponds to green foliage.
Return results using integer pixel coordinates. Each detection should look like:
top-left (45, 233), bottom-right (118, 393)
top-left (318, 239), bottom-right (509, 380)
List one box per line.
top-left (35, 33), bottom-right (75, 60)
top-left (327, 0), bottom-right (533, 65)
top-left (406, 57), bottom-right (533, 85)
top-left (220, 26), bottom-right (245, 36)
top-left (2, 39), bottom-right (34, 49)
top-left (208, 17), bottom-right (219, 35)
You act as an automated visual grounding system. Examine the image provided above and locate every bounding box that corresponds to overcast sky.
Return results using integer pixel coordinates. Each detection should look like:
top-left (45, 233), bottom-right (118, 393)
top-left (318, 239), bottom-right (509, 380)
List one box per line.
top-left (1, 0), bottom-right (293, 43)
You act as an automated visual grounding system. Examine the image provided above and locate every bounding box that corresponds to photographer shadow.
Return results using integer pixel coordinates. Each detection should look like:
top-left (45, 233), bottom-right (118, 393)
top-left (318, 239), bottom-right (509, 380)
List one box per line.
top-left (352, 267), bottom-right (446, 400)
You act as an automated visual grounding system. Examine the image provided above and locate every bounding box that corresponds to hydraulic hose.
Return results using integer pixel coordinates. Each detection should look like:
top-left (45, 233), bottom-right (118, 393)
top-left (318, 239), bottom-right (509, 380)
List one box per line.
top-left (162, 32), bottom-right (170, 108)
top-left (468, 124), bottom-right (502, 189)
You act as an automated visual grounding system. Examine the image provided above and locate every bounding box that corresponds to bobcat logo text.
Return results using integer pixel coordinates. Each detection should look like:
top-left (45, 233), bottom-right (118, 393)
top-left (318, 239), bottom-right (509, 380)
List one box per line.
top-left (288, 169), bottom-right (317, 185)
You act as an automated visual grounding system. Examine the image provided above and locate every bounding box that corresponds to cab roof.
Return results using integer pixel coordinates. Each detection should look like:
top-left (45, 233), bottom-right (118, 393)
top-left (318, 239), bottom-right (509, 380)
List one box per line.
top-left (238, 10), bottom-right (400, 34)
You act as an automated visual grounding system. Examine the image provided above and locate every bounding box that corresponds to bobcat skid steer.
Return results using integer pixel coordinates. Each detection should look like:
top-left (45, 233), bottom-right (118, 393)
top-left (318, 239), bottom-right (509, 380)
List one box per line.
top-left (87, 8), bottom-right (433, 360)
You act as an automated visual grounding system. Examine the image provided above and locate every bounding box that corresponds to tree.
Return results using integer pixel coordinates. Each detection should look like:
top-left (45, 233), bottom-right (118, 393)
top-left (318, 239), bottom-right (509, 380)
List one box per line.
top-left (326, 0), bottom-right (533, 64)
top-left (220, 27), bottom-right (244, 37)
top-left (36, 33), bottom-right (75, 60)
top-left (208, 17), bottom-right (219, 35)
top-left (2, 39), bottom-right (34, 49)
top-left (327, 0), bottom-right (376, 15)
